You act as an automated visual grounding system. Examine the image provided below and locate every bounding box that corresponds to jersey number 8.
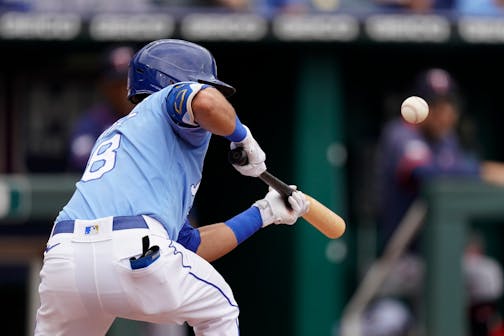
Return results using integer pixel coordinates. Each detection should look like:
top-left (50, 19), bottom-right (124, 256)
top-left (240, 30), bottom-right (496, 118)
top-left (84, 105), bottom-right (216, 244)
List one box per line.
top-left (82, 134), bottom-right (121, 182)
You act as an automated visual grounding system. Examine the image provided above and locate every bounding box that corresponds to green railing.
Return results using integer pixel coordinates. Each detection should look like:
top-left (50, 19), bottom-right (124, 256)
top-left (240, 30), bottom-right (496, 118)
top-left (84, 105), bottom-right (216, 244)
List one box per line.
top-left (423, 178), bottom-right (504, 336)
top-left (0, 174), bottom-right (79, 221)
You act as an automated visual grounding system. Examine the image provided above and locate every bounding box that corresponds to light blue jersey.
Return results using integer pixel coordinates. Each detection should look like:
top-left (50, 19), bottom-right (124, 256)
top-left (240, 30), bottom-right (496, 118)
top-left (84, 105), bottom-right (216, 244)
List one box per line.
top-left (56, 82), bottom-right (211, 240)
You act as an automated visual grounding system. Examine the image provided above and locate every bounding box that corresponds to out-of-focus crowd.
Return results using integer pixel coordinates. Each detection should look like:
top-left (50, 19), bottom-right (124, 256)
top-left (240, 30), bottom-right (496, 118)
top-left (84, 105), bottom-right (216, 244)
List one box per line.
top-left (1, 0), bottom-right (504, 17)
top-left (373, 0), bottom-right (504, 15)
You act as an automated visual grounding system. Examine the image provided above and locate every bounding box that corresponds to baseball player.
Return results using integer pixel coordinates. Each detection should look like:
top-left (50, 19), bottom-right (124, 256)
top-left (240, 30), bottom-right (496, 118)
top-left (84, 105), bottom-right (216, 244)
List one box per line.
top-left (34, 39), bottom-right (309, 336)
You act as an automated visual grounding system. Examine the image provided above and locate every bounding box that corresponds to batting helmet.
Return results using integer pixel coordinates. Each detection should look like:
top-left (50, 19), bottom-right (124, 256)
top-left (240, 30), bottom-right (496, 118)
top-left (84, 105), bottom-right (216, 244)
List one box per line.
top-left (127, 39), bottom-right (236, 104)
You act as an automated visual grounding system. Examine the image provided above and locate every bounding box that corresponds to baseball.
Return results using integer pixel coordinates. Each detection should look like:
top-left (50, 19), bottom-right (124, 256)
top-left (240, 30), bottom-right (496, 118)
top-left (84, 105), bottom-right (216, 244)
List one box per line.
top-left (401, 96), bottom-right (429, 124)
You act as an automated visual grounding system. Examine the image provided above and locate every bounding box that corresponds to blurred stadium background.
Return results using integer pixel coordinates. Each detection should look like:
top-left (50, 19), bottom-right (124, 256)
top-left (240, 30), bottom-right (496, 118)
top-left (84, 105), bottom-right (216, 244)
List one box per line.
top-left (2, 0), bottom-right (504, 335)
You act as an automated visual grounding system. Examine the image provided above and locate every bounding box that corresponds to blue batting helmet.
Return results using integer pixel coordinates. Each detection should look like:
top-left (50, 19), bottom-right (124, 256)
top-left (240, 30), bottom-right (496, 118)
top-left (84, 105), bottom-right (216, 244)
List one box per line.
top-left (127, 39), bottom-right (236, 103)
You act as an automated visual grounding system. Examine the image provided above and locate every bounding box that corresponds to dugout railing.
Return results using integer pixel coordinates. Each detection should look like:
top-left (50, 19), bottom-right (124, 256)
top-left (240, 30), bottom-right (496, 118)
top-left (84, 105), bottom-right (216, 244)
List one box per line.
top-left (422, 179), bottom-right (504, 336)
top-left (340, 178), bottom-right (504, 336)
top-left (340, 199), bottom-right (427, 336)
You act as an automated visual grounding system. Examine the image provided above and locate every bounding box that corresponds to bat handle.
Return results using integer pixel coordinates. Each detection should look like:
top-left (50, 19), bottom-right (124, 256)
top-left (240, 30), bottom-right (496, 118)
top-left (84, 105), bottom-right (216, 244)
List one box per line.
top-left (259, 172), bottom-right (294, 197)
top-left (228, 147), bottom-right (294, 198)
top-left (228, 147), bottom-right (249, 166)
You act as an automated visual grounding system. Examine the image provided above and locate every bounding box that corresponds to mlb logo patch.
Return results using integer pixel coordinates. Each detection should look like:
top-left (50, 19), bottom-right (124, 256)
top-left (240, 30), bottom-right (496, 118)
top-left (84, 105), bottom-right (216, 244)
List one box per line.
top-left (85, 225), bottom-right (99, 235)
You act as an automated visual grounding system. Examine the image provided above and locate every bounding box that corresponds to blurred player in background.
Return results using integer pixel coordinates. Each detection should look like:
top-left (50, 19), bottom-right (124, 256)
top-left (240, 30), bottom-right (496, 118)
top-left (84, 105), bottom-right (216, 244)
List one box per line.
top-left (67, 45), bottom-right (134, 172)
top-left (372, 67), bottom-right (504, 335)
top-left (376, 67), bottom-right (504, 253)
top-left (34, 39), bottom-right (309, 335)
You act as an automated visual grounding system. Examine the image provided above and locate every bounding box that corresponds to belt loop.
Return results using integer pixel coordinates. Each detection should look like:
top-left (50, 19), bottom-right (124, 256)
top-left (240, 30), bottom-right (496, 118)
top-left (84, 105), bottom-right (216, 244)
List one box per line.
top-left (141, 215), bottom-right (169, 239)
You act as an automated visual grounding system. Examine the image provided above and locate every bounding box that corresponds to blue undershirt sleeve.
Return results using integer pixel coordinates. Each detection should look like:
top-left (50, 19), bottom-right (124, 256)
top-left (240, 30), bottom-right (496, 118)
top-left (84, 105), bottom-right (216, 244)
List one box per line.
top-left (176, 219), bottom-right (201, 253)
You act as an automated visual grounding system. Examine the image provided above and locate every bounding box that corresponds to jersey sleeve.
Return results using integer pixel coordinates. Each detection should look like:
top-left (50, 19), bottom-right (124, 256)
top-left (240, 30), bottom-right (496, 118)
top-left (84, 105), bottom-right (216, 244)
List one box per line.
top-left (396, 138), bottom-right (432, 185)
top-left (396, 133), bottom-right (480, 185)
top-left (165, 82), bottom-right (211, 128)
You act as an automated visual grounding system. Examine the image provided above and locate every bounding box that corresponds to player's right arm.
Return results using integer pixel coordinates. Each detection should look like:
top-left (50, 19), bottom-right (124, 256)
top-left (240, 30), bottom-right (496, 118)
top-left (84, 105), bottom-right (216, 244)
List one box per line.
top-left (191, 86), bottom-right (236, 137)
top-left (193, 87), bottom-right (267, 177)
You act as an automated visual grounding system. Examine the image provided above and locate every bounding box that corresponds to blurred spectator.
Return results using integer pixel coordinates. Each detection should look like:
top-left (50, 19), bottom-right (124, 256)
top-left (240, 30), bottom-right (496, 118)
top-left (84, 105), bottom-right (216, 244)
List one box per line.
top-left (215, 0), bottom-right (251, 10)
top-left (361, 231), bottom-right (504, 336)
top-left (153, 0), bottom-right (245, 9)
top-left (18, 0), bottom-right (151, 14)
top-left (456, 0), bottom-right (504, 15)
top-left (374, 0), bottom-right (454, 12)
top-left (255, 0), bottom-right (374, 15)
top-left (361, 297), bottom-right (413, 336)
top-left (249, 0), bottom-right (309, 15)
top-left (372, 67), bottom-right (504, 335)
top-left (67, 45), bottom-right (134, 172)
top-left (464, 231), bottom-right (504, 336)
top-left (375, 67), bottom-right (504, 253)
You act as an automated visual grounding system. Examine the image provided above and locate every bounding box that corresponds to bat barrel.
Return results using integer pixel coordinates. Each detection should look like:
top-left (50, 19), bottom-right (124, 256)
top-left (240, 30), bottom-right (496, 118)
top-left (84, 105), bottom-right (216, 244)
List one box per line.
top-left (303, 195), bottom-right (346, 239)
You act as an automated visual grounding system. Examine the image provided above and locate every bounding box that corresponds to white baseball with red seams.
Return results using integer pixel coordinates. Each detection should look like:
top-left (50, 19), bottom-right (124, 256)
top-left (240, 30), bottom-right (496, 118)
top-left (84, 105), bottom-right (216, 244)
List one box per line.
top-left (401, 96), bottom-right (429, 124)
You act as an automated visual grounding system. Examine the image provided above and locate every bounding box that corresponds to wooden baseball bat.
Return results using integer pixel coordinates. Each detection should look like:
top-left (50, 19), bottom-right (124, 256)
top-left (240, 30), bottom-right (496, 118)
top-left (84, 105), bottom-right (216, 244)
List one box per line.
top-left (228, 148), bottom-right (346, 239)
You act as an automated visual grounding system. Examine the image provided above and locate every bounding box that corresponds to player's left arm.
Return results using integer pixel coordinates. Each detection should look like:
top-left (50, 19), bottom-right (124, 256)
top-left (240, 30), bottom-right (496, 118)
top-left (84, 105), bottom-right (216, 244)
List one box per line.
top-left (177, 188), bottom-right (308, 262)
top-left (195, 224), bottom-right (238, 262)
top-left (177, 219), bottom-right (237, 262)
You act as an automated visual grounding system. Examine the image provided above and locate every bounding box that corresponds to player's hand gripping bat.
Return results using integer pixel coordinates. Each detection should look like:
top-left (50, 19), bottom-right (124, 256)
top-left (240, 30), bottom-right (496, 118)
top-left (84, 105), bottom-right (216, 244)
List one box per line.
top-left (228, 147), bottom-right (346, 239)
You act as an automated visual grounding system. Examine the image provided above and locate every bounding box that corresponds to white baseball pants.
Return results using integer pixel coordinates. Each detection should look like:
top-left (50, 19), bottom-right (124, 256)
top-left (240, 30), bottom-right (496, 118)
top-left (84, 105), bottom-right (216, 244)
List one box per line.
top-left (34, 215), bottom-right (239, 336)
